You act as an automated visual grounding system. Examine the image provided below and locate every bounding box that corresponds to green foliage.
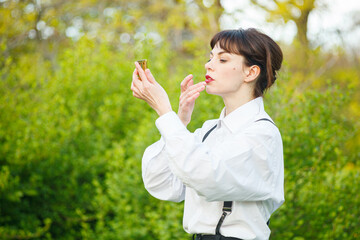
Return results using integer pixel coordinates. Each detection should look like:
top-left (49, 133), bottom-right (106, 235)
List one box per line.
top-left (0, 37), bottom-right (193, 239)
top-left (1, 1), bottom-right (360, 239)
top-left (265, 72), bottom-right (360, 239)
top-left (1, 36), bottom-right (359, 239)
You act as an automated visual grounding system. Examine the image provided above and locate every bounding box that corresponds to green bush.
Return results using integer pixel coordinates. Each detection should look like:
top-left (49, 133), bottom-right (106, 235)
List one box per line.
top-left (266, 75), bottom-right (359, 239)
top-left (0, 37), bottom-right (359, 240)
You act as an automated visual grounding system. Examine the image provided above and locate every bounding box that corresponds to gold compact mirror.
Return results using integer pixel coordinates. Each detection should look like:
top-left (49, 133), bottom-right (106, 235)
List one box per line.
top-left (137, 59), bottom-right (147, 71)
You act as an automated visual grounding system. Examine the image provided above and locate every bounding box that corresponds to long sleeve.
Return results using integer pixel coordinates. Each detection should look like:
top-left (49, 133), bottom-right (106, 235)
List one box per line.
top-left (142, 136), bottom-right (186, 202)
top-left (141, 112), bottom-right (214, 203)
top-left (155, 111), bottom-right (284, 207)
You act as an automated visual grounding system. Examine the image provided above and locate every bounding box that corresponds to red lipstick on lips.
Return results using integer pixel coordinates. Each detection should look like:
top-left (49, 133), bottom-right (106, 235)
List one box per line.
top-left (205, 75), bottom-right (214, 84)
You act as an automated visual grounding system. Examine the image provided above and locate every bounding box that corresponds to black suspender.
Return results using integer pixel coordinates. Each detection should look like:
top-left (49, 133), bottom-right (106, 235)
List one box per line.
top-left (255, 118), bottom-right (276, 125)
top-left (202, 124), bottom-right (217, 142)
top-left (202, 118), bottom-right (275, 143)
top-left (201, 118), bottom-right (275, 236)
top-left (215, 201), bottom-right (232, 235)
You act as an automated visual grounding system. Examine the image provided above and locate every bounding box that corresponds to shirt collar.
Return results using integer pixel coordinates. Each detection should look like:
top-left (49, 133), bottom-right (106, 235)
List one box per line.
top-left (218, 97), bottom-right (264, 133)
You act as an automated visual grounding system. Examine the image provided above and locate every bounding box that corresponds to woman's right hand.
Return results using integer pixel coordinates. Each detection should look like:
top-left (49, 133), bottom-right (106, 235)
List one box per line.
top-left (178, 74), bottom-right (206, 126)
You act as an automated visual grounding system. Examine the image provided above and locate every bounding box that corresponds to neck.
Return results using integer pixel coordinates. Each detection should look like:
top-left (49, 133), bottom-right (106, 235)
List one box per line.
top-left (222, 87), bottom-right (255, 116)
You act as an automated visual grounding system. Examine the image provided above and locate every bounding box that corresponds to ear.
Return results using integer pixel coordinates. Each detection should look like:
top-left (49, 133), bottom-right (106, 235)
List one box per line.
top-left (244, 65), bottom-right (260, 83)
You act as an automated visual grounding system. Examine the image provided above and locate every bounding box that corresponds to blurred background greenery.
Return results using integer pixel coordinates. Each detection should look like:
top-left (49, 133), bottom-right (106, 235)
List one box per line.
top-left (0, 0), bottom-right (359, 239)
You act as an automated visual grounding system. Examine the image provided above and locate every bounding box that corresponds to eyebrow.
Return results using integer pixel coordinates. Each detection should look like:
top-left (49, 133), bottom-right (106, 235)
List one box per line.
top-left (209, 51), bottom-right (229, 56)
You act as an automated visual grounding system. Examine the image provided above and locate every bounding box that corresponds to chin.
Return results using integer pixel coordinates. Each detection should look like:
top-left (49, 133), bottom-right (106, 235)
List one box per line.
top-left (205, 86), bottom-right (221, 96)
top-left (205, 86), bottom-right (213, 94)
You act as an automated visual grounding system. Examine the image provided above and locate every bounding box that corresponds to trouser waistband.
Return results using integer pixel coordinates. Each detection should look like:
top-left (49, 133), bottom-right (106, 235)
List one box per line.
top-left (193, 234), bottom-right (243, 240)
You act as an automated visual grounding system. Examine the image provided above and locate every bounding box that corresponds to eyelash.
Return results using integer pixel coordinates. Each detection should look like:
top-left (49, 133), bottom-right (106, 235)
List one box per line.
top-left (207, 58), bottom-right (227, 63)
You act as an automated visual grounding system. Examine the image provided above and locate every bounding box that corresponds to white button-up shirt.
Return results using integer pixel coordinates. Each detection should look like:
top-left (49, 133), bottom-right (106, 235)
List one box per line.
top-left (142, 97), bottom-right (284, 240)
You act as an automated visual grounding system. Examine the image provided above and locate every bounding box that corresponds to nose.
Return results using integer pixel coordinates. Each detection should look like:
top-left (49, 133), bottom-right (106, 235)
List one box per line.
top-left (205, 59), bottom-right (213, 71)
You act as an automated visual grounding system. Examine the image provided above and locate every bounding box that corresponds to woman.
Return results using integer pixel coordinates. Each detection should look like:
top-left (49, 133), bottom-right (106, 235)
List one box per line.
top-left (131, 28), bottom-right (284, 240)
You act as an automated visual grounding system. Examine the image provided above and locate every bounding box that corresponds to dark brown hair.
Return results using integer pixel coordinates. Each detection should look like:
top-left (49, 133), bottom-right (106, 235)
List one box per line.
top-left (210, 28), bottom-right (283, 97)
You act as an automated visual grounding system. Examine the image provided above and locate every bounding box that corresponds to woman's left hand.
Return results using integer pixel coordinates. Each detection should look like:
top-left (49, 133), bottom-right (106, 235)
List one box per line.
top-left (131, 62), bottom-right (172, 116)
top-left (178, 75), bottom-right (206, 126)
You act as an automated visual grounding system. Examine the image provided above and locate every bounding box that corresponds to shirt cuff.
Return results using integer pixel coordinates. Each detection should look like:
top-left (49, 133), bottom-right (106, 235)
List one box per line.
top-left (155, 111), bottom-right (187, 139)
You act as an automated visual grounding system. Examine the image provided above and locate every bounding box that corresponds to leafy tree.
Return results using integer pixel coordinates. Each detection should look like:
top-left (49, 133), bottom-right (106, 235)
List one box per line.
top-left (250, 0), bottom-right (318, 49)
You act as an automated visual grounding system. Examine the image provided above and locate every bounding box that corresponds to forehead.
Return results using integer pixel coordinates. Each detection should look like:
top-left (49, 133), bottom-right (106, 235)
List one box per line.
top-left (210, 44), bottom-right (244, 61)
top-left (210, 44), bottom-right (229, 55)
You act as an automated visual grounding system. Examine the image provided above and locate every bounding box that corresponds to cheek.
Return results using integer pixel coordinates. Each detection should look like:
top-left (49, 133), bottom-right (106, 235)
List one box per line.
top-left (228, 68), bottom-right (245, 86)
top-left (226, 66), bottom-right (242, 79)
top-left (218, 64), bottom-right (244, 85)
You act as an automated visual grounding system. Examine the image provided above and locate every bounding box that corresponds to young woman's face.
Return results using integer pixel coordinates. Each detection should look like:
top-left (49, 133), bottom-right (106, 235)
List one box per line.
top-left (204, 44), bottom-right (247, 97)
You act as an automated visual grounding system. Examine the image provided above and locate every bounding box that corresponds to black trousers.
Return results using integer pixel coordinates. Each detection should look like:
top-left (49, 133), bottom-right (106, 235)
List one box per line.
top-left (193, 234), bottom-right (243, 240)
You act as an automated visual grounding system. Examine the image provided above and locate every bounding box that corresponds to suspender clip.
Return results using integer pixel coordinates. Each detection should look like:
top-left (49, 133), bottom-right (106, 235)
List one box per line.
top-left (222, 206), bottom-right (232, 213)
top-left (222, 201), bottom-right (233, 214)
